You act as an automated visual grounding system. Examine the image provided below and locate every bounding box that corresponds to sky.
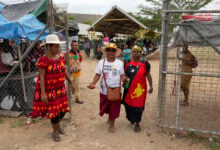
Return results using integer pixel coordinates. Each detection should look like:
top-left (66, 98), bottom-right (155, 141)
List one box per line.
top-left (1, 0), bottom-right (220, 15)
top-left (53, 0), bottom-right (146, 14)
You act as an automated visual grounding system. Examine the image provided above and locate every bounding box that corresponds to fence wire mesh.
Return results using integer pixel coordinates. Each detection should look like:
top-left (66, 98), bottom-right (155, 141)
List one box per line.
top-left (0, 40), bottom-right (42, 115)
top-left (159, 9), bottom-right (220, 135)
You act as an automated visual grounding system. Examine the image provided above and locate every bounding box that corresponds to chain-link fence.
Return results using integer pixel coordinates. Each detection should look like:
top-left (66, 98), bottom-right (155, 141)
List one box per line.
top-left (0, 25), bottom-right (49, 116)
top-left (158, 0), bottom-right (220, 136)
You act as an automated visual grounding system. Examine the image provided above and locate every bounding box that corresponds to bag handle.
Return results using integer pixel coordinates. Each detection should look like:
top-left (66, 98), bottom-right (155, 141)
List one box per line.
top-left (102, 59), bottom-right (108, 88)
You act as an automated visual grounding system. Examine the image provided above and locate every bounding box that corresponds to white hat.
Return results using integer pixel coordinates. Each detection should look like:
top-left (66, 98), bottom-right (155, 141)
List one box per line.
top-left (46, 34), bottom-right (65, 44)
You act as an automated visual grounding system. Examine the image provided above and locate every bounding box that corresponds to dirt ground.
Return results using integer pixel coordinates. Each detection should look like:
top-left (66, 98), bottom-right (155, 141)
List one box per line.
top-left (0, 55), bottom-right (209, 150)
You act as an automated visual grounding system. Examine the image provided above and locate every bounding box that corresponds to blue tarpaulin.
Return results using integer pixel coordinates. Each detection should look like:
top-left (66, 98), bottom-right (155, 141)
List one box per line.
top-left (0, 4), bottom-right (48, 40)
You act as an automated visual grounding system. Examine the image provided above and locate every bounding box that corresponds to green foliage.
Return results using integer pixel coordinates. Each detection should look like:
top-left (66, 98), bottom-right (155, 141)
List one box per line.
top-left (133, 0), bottom-right (213, 32)
top-left (206, 142), bottom-right (220, 150)
top-left (10, 121), bottom-right (25, 128)
top-left (82, 20), bottom-right (92, 25)
top-left (68, 15), bottom-right (75, 21)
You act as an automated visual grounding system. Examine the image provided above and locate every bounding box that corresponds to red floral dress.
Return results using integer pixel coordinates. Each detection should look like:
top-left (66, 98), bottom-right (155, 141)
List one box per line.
top-left (30, 55), bottom-right (69, 119)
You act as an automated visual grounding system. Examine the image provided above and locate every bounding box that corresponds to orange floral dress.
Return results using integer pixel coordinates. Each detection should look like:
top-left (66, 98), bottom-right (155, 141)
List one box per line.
top-left (30, 55), bottom-right (69, 119)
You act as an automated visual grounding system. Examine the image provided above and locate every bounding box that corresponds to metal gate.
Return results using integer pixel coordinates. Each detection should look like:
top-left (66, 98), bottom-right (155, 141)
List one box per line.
top-left (158, 0), bottom-right (220, 136)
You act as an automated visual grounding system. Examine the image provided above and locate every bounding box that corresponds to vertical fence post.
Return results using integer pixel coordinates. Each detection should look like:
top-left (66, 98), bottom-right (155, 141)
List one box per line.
top-left (157, 0), bottom-right (170, 124)
top-left (64, 11), bottom-right (72, 123)
top-left (18, 45), bottom-right (28, 103)
top-left (175, 47), bottom-right (183, 134)
top-left (47, 0), bottom-right (54, 33)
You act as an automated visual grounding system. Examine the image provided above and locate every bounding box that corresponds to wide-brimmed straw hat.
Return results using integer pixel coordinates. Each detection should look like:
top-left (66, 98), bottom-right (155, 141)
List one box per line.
top-left (102, 43), bottom-right (121, 57)
top-left (131, 45), bottom-right (142, 51)
top-left (46, 34), bottom-right (65, 44)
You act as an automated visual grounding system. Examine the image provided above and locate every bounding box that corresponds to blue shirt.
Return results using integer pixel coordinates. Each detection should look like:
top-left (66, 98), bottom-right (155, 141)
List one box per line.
top-left (122, 49), bottom-right (131, 60)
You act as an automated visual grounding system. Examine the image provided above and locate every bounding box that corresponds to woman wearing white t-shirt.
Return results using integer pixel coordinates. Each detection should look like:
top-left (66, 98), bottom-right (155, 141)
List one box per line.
top-left (88, 43), bottom-right (125, 133)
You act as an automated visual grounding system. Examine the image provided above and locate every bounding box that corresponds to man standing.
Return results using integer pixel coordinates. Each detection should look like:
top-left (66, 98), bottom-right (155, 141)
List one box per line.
top-left (121, 44), bottom-right (131, 61)
top-left (181, 45), bottom-right (198, 106)
top-left (65, 40), bottom-right (83, 104)
top-left (85, 39), bottom-right (91, 57)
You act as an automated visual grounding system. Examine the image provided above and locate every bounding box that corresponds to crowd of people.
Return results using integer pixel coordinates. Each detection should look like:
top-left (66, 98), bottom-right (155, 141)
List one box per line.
top-left (1, 34), bottom-right (196, 142)
top-left (28, 34), bottom-right (154, 142)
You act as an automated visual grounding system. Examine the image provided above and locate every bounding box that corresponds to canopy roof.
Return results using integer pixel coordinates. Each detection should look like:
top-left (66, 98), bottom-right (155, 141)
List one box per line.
top-left (0, 0), bottom-right (48, 40)
top-left (0, 0), bottom-right (79, 39)
top-left (78, 23), bottom-right (102, 36)
top-left (1, 0), bottom-right (44, 21)
top-left (88, 6), bottom-right (148, 35)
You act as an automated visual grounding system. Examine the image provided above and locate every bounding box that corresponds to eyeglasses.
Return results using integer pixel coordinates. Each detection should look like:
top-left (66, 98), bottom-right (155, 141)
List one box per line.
top-left (106, 48), bottom-right (116, 53)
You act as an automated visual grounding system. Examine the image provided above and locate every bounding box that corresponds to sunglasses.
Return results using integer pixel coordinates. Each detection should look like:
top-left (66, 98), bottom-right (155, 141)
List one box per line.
top-left (131, 51), bottom-right (141, 53)
top-left (106, 48), bottom-right (116, 53)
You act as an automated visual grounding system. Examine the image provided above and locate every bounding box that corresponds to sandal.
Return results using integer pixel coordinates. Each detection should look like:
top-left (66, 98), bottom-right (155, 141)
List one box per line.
top-left (58, 126), bottom-right (65, 134)
top-left (51, 132), bottom-right (61, 142)
top-left (134, 124), bottom-right (141, 133)
top-left (76, 99), bottom-right (84, 104)
top-left (180, 101), bottom-right (189, 106)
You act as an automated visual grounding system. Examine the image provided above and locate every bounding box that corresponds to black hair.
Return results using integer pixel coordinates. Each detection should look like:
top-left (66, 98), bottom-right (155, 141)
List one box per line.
top-left (46, 44), bottom-right (55, 49)
top-left (71, 40), bottom-right (78, 43)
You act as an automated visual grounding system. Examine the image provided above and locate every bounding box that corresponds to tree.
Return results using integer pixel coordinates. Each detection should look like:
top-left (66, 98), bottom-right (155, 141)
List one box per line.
top-left (133, 0), bottom-right (213, 32)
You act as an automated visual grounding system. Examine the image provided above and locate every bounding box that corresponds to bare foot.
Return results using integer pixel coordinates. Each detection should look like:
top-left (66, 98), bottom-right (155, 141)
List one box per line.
top-left (108, 126), bottom-right (116, 133)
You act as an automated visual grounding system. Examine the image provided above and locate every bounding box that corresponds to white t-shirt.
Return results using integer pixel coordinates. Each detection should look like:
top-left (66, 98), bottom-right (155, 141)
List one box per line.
top-left (95, 58), bottom-right (124, 95)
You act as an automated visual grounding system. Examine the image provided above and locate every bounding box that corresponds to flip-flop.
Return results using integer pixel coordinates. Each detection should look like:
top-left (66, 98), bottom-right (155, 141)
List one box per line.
top-left (76, 100), bottom-right (84, 104)
top-left (58, 126), bottom-right (65, 134)
top-left (180, 101), bottom-right (189, 106)
top-left (51, 132), bottom-right (61, 142)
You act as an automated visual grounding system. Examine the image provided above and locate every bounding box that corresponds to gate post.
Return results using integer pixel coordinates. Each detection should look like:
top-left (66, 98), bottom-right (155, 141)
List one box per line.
top-left (158, 0), bottom-right (171, 124)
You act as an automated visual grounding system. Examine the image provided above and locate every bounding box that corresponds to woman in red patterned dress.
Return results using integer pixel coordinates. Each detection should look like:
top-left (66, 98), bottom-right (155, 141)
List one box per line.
top-left (30, 34), bottom-right (74, 142)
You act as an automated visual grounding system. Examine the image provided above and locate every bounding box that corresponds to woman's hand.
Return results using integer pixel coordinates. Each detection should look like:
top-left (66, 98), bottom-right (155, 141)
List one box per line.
top-left (41, 92), bottom-right (48, 104)
top-left (71, 82), bottom-right (75, 94)
top-left (121, 75), bottom-right (127, 83)
top-left (87, 83), bottom-right (96, 89)
top-left (148, 87), bottom-right (153, 94)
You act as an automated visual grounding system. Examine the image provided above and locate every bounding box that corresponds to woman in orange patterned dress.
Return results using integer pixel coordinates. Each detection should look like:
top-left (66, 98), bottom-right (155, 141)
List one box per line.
top-left (30, 34), bottom-right (74, 142)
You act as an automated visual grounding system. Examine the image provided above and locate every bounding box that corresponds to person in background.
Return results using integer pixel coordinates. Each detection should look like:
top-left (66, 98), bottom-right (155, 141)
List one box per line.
top-left (65, 40), bottom-right (84, 104)
top-left (30, 34), bottom-right (75, 142)
top-left (85, 39), bottom-right (91, 57)
top-left (121, 44), bottom-right (131, 61)
top-left (26, 42), bottom-right (45, 73)
top-left (0, 45), bottom-right (11, 76)
top-left (180, 45), bottom-right (198, 106)
top-left (122, 45), bottom-right (153, 132)
top-left (96, 46), bottom-right (103, 61)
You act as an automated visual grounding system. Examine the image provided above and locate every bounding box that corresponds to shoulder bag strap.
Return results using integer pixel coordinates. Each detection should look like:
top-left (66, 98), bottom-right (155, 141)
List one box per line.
top-left (102, 59), bottom-right (108, 88)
